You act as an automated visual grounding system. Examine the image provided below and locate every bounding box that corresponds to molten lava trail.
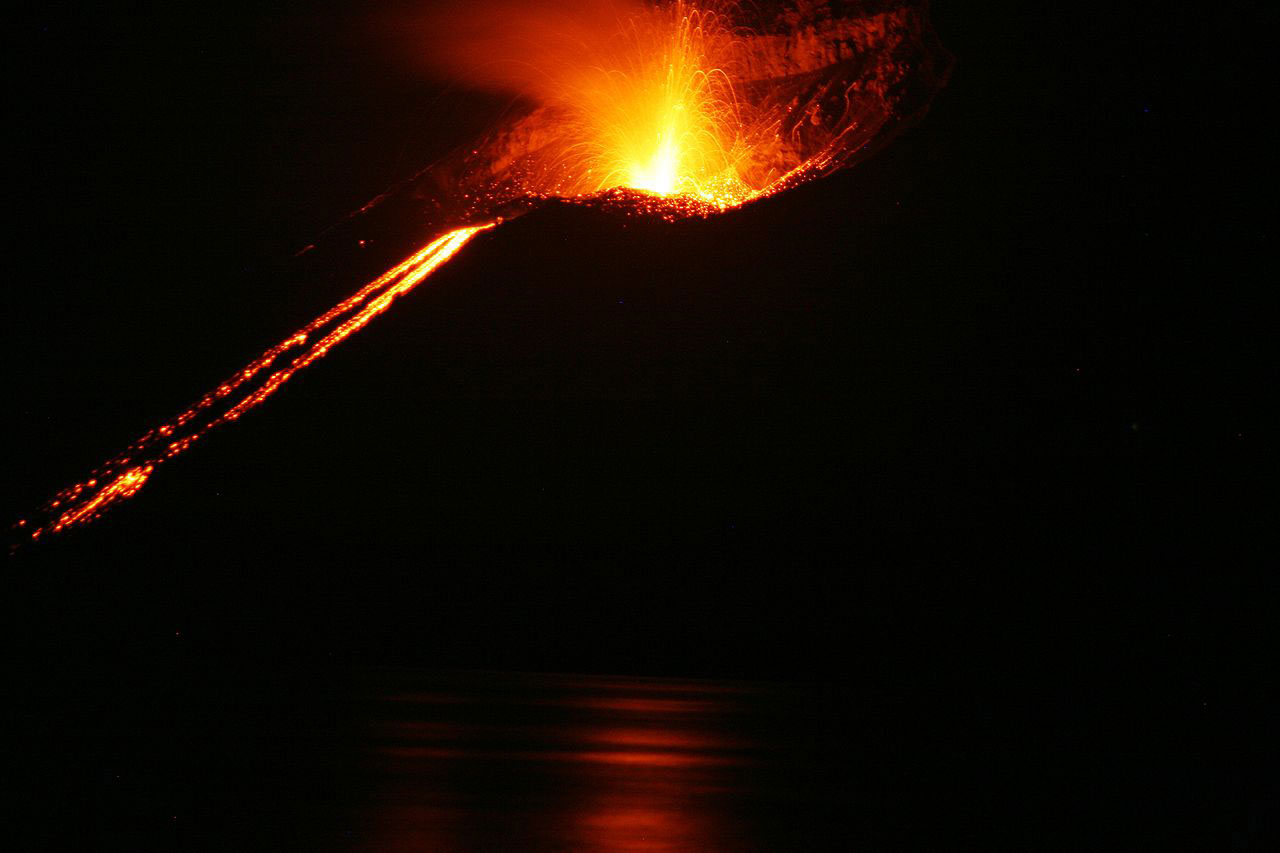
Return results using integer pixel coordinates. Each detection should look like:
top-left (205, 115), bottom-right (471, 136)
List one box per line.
top-left (18, 223), bottom-right (494, 544)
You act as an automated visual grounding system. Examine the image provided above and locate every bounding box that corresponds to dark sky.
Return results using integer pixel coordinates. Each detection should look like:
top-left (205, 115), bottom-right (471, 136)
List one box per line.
top-left (7, 1), bottom-right (1274, 847)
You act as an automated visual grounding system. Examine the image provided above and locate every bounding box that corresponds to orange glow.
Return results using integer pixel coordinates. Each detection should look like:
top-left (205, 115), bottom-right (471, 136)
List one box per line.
top-left (455, 0), bottom-right (771, 211)
top-left (553, 2), bottom-right (753, 205)
top-left (431, 0), bottom-right (951, 221)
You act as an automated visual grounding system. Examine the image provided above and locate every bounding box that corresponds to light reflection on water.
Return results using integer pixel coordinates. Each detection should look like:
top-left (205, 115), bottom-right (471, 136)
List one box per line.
top-left (352, 670), bottom-right (836, 850)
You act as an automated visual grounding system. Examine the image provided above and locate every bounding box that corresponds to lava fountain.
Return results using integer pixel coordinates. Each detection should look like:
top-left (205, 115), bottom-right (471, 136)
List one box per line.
top-left (15, 1), bottom-right (949, 545)
top-left (517, 1), bottom-right (751, 203)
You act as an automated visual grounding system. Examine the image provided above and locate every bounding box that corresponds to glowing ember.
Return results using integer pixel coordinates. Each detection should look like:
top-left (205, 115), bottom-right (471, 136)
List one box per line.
top-left (16, 2), bottom-right (949, 544)
top-left (43, 466), bottom-right (153, 539)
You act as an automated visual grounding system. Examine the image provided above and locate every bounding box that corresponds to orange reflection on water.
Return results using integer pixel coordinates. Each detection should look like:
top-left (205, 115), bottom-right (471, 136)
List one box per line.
top-left (355, 671), bottom-right (790, 851)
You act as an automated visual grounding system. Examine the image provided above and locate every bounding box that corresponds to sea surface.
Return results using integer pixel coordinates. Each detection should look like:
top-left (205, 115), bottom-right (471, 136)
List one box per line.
top-left (342, 670), bottom-right (847, 850)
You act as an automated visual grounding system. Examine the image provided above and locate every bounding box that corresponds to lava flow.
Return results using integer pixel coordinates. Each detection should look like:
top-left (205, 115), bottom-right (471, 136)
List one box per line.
top-left (16, 1), bottom-right (949, 545)
top-left (18, 225), bottom-right (491, 543)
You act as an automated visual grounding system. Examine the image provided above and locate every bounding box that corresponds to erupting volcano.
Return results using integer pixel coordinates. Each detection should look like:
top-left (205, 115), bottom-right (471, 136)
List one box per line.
top-left (15, 0), bottom-right (949, 545)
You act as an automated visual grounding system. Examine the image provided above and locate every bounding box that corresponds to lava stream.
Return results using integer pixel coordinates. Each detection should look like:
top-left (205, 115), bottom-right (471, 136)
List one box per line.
top-left (19, 223), bottom-right (493, 544)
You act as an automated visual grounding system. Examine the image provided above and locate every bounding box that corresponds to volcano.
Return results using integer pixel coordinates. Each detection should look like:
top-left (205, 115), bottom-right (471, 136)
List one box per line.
top-left (13, 0), bottom-right (950, 544)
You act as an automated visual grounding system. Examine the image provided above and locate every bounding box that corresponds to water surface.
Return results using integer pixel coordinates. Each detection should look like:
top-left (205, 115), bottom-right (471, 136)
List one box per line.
top-left (348, 670), bottom-right (845, 850)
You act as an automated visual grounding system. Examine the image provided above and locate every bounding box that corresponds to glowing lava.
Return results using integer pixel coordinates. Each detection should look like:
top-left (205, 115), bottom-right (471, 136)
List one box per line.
top-left (20, 225), bottom-right (491, 543)
top-left (566, 2), bottom-right (750, 204)
top-left (428, 0), bottom-right (951, 223)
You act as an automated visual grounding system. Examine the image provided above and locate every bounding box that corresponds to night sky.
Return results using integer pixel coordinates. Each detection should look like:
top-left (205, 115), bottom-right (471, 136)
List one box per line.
top-left (7, 1), bottom-right (1274, 848)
